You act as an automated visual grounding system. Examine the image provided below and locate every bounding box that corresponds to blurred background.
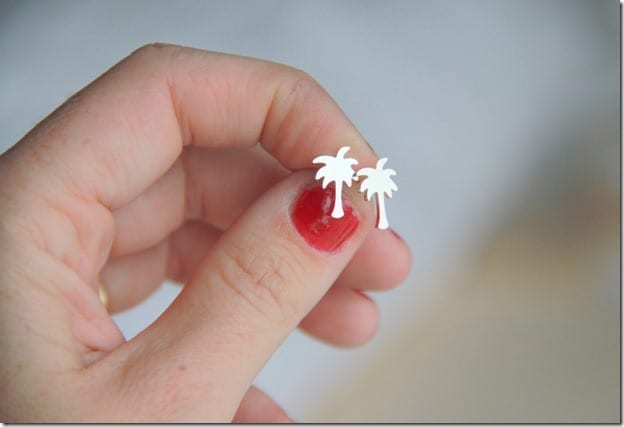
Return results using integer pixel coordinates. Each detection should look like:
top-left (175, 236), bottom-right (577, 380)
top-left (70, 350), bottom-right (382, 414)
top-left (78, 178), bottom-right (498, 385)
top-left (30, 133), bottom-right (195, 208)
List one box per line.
top-left (0, 0), bottom-right (619, 422)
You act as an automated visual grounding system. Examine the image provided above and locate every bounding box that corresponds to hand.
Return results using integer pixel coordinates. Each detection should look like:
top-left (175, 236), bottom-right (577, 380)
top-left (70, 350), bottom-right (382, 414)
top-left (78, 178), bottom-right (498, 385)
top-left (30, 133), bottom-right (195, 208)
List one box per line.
top-left (0, 44), bottom-right (411, 422)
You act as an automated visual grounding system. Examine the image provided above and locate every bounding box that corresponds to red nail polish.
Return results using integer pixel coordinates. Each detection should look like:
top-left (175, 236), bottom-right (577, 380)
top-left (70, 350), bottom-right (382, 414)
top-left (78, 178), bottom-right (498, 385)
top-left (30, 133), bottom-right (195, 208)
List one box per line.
top-left (291, 185), bottom-right (359, 252)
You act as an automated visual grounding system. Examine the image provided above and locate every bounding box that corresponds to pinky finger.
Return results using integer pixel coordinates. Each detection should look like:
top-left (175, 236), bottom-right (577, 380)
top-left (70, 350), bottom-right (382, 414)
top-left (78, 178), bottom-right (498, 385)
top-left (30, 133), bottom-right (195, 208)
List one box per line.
top-left (299, 285), bottom-right (379, 347)
top-left (233, 386), bottom-right (293, 423)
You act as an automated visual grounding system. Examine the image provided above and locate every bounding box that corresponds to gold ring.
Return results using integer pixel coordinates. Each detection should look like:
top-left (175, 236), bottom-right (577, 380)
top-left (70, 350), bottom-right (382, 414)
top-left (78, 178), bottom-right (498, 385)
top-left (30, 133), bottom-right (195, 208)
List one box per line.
top-left (98, 282), bottom-right (110, 311)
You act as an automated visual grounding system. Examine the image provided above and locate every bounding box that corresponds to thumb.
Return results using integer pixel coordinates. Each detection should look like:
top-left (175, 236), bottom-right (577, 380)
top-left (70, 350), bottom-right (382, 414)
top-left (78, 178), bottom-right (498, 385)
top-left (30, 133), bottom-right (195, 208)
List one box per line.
top-left (109, 170), bottom-right (374, 421)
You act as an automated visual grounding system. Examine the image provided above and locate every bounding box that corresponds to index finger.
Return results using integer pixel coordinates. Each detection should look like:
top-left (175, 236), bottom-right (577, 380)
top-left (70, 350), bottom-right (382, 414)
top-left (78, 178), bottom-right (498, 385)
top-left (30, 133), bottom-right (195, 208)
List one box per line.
top-left (9, 43), bottom-right (377, 210)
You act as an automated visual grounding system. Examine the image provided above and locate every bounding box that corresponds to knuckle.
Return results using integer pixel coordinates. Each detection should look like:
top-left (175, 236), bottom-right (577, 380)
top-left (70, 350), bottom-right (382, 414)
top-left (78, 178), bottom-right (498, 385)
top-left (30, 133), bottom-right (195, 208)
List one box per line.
top-left (285, 69), bottom-right (324, 100)
top-left (264, 69), bottom-right (330, 157)
top-left (127, 43), bottom-right (189, 75)
top-left (214, 238), bottom-right (302, 320)
top-left (129, 42), bottom-right (180, 59)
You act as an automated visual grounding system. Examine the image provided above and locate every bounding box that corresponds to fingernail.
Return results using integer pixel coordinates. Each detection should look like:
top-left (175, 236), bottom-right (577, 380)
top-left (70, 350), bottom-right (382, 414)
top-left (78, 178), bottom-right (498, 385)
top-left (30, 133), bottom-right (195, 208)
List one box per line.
top-left (291, 185), bottom-right (360, 252)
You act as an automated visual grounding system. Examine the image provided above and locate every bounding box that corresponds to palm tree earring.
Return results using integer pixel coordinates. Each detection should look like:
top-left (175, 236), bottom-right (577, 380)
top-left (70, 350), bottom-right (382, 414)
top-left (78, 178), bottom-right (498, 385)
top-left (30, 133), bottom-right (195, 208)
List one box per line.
top-left (312, 146), bottom-right (398, 229)
top-left (312, 146), bottom-right (359, 218)
top-left (357, 158), bottom-right (397, 230)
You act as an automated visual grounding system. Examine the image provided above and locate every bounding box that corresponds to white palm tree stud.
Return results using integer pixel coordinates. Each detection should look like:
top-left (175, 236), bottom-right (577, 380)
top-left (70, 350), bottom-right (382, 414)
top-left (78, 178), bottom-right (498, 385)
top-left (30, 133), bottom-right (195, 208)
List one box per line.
top-left (357, 158), bottom-right (398, 229)
top-left (313, 146), bottom-right (359, 218)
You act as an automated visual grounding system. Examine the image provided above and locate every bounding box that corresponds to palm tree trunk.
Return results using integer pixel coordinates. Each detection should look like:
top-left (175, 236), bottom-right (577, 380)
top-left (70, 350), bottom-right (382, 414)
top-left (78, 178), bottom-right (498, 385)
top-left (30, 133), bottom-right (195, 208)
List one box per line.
top-left (377, 193), bottom-right (389, 229)
top-left (332, 182), bottom-right (344, 218)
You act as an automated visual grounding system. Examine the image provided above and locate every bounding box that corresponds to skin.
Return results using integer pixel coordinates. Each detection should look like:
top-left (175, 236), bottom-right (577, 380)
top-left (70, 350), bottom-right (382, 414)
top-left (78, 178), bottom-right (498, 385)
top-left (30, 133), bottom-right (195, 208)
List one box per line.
top-left (0, 44), bottom-right (411, 422)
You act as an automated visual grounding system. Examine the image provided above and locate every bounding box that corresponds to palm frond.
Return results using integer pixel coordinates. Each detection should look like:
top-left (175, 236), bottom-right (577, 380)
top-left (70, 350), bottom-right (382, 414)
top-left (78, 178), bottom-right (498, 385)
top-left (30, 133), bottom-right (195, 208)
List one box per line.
top-left (376, 158), bottom-right (389, 169)
top-left (337, 146), bottom-right (351, 158)
top-left (384, 178), bottom-right (398, 197)
top-left (315, 167), bottom-right (327, 180)
top-left (313, 155), bottom-right (334, 165)
top-left (357, 167), bottom-right (375, 177)
top-left (359, 181), bottom-right (373, 200)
